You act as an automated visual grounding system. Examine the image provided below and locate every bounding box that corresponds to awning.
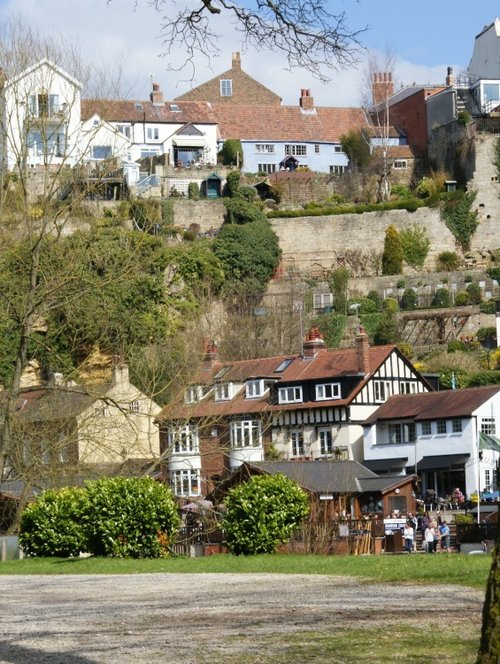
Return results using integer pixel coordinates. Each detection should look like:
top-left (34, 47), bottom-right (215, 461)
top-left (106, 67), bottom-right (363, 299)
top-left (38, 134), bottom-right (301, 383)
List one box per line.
top-left (363, 458), bottom-right (408, 472)
top-left (172, 137), bottom-right (207, 147)
top-left (417, 454), bottom-right (470, 470)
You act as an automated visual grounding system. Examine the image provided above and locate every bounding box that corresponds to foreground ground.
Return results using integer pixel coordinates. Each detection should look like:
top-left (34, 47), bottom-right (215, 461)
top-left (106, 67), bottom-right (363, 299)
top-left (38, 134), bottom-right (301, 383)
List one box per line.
top-left (0, 573), bottom-right (484, 663)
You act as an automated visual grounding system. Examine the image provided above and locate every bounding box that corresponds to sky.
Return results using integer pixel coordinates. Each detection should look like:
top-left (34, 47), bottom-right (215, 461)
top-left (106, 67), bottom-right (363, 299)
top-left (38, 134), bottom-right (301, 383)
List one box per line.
top-left (0, 0), bottom-right (499, 107)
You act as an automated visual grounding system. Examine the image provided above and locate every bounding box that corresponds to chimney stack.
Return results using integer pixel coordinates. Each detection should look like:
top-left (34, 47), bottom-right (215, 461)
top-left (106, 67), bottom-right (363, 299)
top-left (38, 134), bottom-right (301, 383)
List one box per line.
top-left (372, 72), bottom-right (394, 106)
top-left (150, 82), bottom-right (164, 106)
top-left (299, 88), bottom-right (315, 111)
top-left (204, 340), bottom-right (218, 366)
top-left (355, 327), bottom-right (370, 375)
top-left (446, 66), bottom-right (456, 87)
top-left (303, 326), bottom-right (326, 358)
top-left (232, 52), bottom-right (241, 70)
top-left (112, 364), bottom-right (130, 386)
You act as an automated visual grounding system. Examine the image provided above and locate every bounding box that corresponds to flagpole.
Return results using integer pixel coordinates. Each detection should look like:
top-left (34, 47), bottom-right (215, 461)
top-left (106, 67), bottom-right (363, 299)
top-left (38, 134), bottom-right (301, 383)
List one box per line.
top-left (477, 428), bottom-right (481, 525)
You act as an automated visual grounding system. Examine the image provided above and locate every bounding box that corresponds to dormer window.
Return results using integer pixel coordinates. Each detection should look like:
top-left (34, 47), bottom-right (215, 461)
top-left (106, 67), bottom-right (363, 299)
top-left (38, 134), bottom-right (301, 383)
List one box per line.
top-left (185, 385), bottom-right (204, 404)
top-left (278, 386), bottom-right (303, 404)
top-left (220, 79), bottom-right (232, 97)
top-left (246, 379), bottom-right (265, 399)
top-left (215, 383), bottom-right (232, 401)
top-left (315, 383), bottom-right (341, 401)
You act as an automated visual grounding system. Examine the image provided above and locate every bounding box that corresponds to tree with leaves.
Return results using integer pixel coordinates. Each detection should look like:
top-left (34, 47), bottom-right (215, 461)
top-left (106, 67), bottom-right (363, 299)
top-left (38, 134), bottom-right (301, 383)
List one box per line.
top-left (381, 225), bottom-right (403, 275)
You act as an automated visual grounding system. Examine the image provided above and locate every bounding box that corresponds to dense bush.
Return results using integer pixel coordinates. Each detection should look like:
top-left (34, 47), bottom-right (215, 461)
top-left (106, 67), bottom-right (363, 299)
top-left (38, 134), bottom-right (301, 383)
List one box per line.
top-left (399, 224), bottom-right (430, 269)
top-left (19, 487), bottom-right (88, 558)
top-left (466, 370), bottom-right (500, 387)
top-left (187, 182), bottom-right (200, 200)
top-left (431, 288), bottom-right (451, 308)
top-left (218, 140), bottom-right (243, 166)
top-left (347, 297), bottom-right (379, 314)
top-left (373, 312), bottom-right (399, 345)
top-left (454, 291), bottom-right (470, 306)
top-left (238, 185), bottom-right (258, 202)
top-left (222, 474), bottom-right (309, 555)
top-left (465, 282), bottom-right (482, 304)
top-left (437, 250), bottom-right (460, 271)
top-left (382, 297), bottom-right (399, 313)
top-left (480, 300), bottom-right (496, 314)
top-left (329, 267), bottom-right (350, 315)
top-left (401, 288), bottom-right (417, 310)
top-left (224, 170), bottom-right (241, 197)
top-left (440, 191), bottom-right (478, 251)
top-left (486, 266), bottom-right (500, 283)
top-left (367, 290), bottom-right (382, 310)
top-left (224, 197), bottom-right (267, 225)
top-left (312, 313), bottom-right (346, 348)
top-left (381, 225), bottom-right (403, 275)
top-left (476, 327), bottom-right (497, 345)
top-left (266, 198), bottom-right (424, 219)
top-left (83, 477), bottom-right (181, 558)
top-left (447, 339), bottom-right (469, 353)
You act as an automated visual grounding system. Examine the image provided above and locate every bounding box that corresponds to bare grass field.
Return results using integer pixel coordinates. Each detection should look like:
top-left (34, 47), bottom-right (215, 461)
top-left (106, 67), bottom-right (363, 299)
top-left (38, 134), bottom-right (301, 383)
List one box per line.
top-left (0, 572), bottom-right (484, 663)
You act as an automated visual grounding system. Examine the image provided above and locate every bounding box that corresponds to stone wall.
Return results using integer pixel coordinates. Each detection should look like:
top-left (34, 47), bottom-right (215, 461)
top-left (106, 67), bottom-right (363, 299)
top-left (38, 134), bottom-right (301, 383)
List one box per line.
top-left (172, 199), bottom-right (226, 233)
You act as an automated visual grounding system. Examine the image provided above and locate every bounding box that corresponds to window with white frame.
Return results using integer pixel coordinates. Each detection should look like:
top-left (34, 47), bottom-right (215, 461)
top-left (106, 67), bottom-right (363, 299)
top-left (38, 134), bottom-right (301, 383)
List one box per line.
top-left (167, 425), bottom-right (199, 454)
top-left (485, 469), bottom-right (491, 491)
top-left (290, 430), bottom-right (304, 457)
top-left (452, 419), bottom-right (463, 433)
top-left (140, 148), bottom-right (159, 159)
top-left (255, 144), bottom-right (275, 153)
top-left (319, 429), bottom-right (333, 455)
top-left (278, 386), bottom-right (303, 404)
top-left (215, 383), bottom-right (232, 401)
top-left (285, 144), bottom-right (307, 156)
top-left (374, 380), bottom-right (391, 403)
top-left (220, 79), bottom-right (233, 96)
top-left (314, 144), bottom-right (320, 154)
top-left (230, 420), bottom-right (262, 448)
top-left (246, 379), bottom-right (265, 399)
top-left (399, 381), bottom-right (418, 394)
top-left (129, 400), bottom-right (140, 413)
top-left (147, 127), bottom-right (160, 141)
top-left (436, 420), bottom-right (447, 434)
top-left (481, 417), bottom-right (496, 435)
top-left (313, 293), bottom-right (333, 310)
top-left (185, 385), bottom-right (204, 404)
top-left (393, 160), bottom-right (408, 169)
top-left (330, 165), bottom-right (346, 175)
top-left (258, 163), bottom-right (277, 174)
top-left (117, 124), bottom-right (131, 138)
top-left (334, 145), bottom-right (343, 153)
top-left (421, 421), bottom-right (432, 436)
top-left (171, 469), bottom-right (201, 497)
top-left (28, 93), bottom-right (60, 117)
top-left (315, 383), bottom-right (341, 401)
top-left (388, 422), bottom-right (416, 444)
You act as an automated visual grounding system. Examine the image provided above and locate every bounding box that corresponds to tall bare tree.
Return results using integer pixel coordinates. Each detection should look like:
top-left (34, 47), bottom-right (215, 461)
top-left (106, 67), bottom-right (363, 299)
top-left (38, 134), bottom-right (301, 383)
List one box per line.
top-left (108, 0), bottom-right (365, 81)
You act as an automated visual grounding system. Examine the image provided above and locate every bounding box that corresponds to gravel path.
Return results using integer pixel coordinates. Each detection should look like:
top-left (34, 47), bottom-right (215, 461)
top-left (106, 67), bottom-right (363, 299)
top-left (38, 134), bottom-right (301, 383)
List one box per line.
top-left (0, 574), bottom-right (484, 663)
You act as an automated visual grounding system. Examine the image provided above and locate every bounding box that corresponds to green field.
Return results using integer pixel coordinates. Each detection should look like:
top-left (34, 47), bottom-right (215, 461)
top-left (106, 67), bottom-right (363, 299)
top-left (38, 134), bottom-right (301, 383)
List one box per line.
top-left (0, 552), bottom-right (492, 589)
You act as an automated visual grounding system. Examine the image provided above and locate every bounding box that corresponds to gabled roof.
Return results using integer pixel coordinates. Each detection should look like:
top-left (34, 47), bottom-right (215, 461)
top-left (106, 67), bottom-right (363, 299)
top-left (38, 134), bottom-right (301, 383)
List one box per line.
top-left (212, 104), bottom-right (369, 143)
top-left (5, 385), bottom-right (106, 423)
top-left (157, 344), bottom-right (398, 421)
top-left (5, 58), bottom-right (82, 91)
top-left (81, 99), bottom-right (218, 125)
top-left (364, 385), bottom-right (500, 424)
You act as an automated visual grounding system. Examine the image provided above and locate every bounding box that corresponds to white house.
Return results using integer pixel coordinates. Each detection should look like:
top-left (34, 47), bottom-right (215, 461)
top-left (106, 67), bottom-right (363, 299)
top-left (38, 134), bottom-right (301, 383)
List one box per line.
top-left (0, 59), bottom-right (83, 170)
top-left (362, 385), bottom-right (500, 500)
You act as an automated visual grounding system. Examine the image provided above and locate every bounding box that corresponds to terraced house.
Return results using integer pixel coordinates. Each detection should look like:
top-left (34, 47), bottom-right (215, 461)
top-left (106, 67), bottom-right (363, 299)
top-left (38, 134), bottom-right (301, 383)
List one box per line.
top-left (156, 328), bottom-right (432, 498)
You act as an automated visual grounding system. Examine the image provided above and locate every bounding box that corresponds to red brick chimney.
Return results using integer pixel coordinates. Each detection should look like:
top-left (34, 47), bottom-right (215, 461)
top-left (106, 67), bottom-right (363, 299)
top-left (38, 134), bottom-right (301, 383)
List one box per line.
top-left (355, 327), bottom-right (370, 375)
top-left (303, 326), bottom-right (326, 358)
top-left (372, 72), bottom-right (394, 106)
top-left (232, 52), bottom-right (241, 70)
top-left (204, 340), bottom-right (218, 366)
top-left (150, 82), bottom-right (164, 106)
top-left (299, 88), bottom-right (315, 111)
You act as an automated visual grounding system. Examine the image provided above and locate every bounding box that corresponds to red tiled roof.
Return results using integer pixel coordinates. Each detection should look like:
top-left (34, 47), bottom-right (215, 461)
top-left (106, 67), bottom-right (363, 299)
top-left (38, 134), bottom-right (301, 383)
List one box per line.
top-left (372, 145), bottom-right (420, 159)
top-left (364, 385), bottom-right (500, 424)
top-left (157, 345), bottom-right (396, 421)
top-left (212, 104), bottom-right (369, 143)
top-left (81, 99), bottom-right (218, 124)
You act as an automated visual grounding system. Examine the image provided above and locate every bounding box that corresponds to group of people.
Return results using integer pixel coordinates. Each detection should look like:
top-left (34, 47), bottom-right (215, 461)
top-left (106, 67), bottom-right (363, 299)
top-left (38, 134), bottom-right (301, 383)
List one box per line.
top-left (403, 513), bottom-right (451, 553)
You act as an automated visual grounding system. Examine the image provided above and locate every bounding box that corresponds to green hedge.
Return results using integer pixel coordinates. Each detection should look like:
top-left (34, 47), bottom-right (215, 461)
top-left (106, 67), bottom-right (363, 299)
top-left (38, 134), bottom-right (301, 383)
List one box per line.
top-left (267, 197), bottom-right (426, 219)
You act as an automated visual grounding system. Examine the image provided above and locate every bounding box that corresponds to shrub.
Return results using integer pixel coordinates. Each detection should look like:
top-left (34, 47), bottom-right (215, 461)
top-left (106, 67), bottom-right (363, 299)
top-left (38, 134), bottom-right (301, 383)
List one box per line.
top-left (222, 474), bottom-right (309, 555)
top-left (440, 190), bottom-right (478, 251)
top-left (466, 370), bottom-right (500, 387)
top-left (347, 297), bottom-right (379, 314)
top-left (454, 291), bottom-right (470, 306)
top-left (160, 199), bottom-right (174, 224)
top-left (83, 477), bottom-right (181, 558)
top-left (431, 288), bottom-right (451, 308)
top-left (486, 267), bottom-right (500, 283)
top-left (373, 312), bottom-right (399, 345)
top-left (224, 197), bottom-right (267, 225)
top-left (401, 288), bottom-right (417, 310)
top-left (448, 340), bottom-right (469, 353)
top-left (218, 139), bottom-right (243, 166)
top-left (19, 487), bottom-right (88, 558)
top-left (437, 251), bottom-right (460, 271)
top-left (381, 225), bottom-right (403, 275)
top-left (466, 282), bottom-right (482, 304)
top-left (397, 342), bottom-right (414, 359)
top-left (367, 290), bottom-right (382, 310)
top-left (224, 170), bottom-right (241, 197)
top-left (382, 297), bottom-right (399, 313)
top-left (399, 224), bottom-right (430, 269)
top-left (329, 267), bottom-right (350, 315)
top-left (312, 314), bottom-right (346, 348)
top-left (480, 300), bottom-right (496, 314)
top-left (238, 185), bottom-right (258, 202)
top-left (187, 182), bottom-right (200, 200)
top-left (476, 327), bottom-right (497, 344)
